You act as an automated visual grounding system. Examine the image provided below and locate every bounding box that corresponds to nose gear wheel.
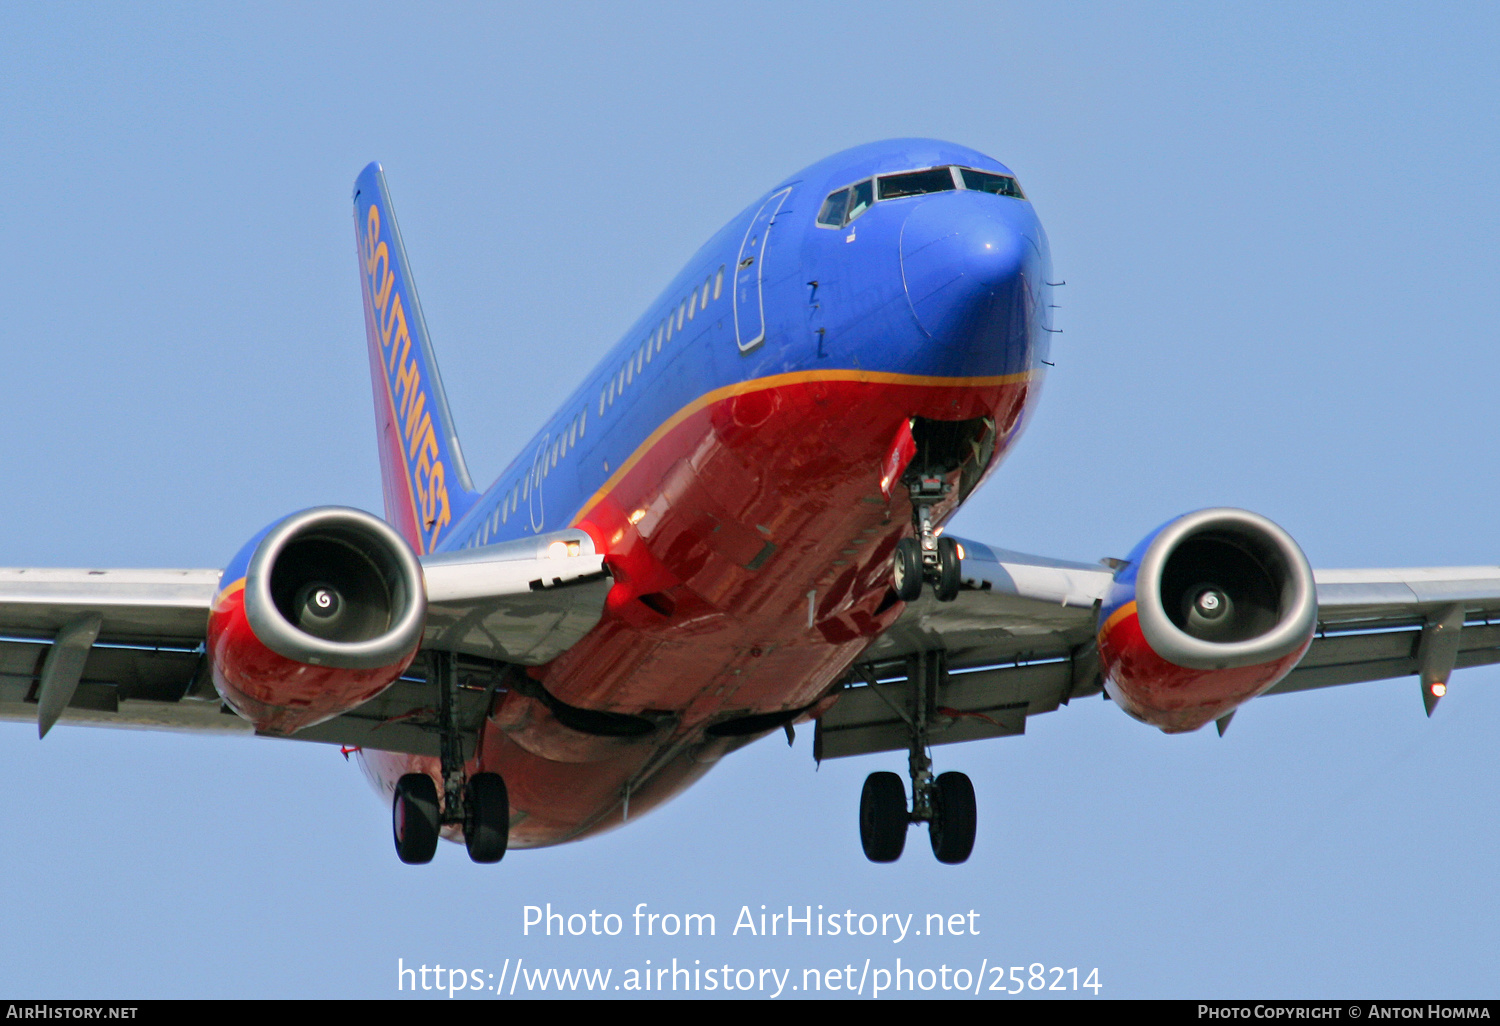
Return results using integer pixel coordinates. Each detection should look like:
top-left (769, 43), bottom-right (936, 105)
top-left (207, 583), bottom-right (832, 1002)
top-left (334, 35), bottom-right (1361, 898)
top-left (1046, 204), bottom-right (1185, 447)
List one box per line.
top-left (892, 472), bottom-right (963, 603)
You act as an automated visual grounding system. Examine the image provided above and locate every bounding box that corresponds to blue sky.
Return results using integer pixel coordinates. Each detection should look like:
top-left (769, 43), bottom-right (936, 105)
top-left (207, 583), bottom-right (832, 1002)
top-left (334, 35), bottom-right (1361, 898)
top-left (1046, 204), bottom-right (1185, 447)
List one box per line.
top-left (1, 2), bottom-right (1498, 999)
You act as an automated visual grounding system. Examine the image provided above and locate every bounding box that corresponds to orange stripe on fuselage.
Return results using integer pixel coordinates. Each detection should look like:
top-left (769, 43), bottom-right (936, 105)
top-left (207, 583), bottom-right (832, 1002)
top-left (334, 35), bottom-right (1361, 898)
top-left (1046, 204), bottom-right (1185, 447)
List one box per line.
top-left (570, 368), bottom-right (1034, 530)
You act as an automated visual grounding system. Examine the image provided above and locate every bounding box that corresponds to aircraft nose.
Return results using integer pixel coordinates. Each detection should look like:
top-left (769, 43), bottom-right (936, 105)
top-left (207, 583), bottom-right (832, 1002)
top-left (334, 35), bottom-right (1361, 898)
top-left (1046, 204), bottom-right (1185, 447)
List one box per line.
top-left (900, 192), bottom-right (1032, 343)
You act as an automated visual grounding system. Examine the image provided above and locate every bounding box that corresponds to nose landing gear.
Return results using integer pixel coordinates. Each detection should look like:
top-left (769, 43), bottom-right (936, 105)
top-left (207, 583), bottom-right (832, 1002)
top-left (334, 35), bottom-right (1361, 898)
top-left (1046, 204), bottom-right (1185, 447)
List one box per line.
top-left (893, 475), bottom-right (962, 603)
top-left (856, 651), bottom-right (977, 864)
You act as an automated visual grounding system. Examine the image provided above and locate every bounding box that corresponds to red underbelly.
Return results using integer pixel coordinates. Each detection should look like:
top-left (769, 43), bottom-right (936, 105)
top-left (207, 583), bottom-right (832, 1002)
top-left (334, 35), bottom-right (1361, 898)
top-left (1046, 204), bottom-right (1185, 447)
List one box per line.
top-left (377, 373), bottom-right (1035, 848)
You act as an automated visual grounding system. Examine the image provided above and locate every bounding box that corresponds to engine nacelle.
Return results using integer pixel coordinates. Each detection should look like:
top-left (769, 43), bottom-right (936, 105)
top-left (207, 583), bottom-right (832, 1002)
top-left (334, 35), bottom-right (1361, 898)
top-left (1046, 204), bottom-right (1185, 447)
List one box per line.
top-left (208, 507), bottom-right (426, 735)
top-left (1097, 508), bottom-right (1317, 733)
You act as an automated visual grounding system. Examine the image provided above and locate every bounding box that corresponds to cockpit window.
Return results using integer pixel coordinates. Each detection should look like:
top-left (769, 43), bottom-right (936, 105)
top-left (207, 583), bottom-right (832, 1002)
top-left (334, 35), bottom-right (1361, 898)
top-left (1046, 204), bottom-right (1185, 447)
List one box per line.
top-left (959, 168), bottom-right (1025, 199)
top-left (816, 165), bottom-right (1027, 229)
top-left (846, 179), bottom-right (874, 223)
top-left (817, 189), bottom-right (850, 227)
top-left (877, 167), bottom-right (957, 200)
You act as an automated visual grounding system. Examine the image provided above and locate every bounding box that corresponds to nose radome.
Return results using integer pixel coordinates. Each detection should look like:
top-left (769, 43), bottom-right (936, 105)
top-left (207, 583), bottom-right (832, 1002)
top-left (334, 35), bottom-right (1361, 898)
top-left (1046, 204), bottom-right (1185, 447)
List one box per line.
top-left (900, 192), bottom-right (1030, 341)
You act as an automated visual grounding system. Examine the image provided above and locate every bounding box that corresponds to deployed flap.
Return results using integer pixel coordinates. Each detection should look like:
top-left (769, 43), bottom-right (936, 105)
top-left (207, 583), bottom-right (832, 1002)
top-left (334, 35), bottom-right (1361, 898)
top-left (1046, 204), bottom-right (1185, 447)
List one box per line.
top-left (828, 539), bottom-right (1112, 758)
top-left (0, 529), bottom-right (615, 740)
top-left (0, 567), bottom-right (239, 737)
top-left (420, 528), bottom-right (611, 665)
top-left (857, 546), bottom-right (1500, 724)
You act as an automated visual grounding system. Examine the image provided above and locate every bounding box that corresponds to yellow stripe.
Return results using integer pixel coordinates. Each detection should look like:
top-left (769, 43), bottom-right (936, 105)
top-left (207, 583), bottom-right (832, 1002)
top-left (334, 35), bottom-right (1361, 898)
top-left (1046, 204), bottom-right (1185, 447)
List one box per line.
top-left (213, 577), bottom-right (247, 611)
top-left (570, 368), bottom-right (1035, 527)
top-left (1098, 600), bottom-right (1137, 638)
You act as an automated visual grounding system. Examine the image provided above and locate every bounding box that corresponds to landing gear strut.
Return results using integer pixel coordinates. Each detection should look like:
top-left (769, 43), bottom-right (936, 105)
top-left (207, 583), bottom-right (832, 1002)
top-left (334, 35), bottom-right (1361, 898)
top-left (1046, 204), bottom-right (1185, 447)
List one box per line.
top-left (893, 474), bottom-right (961, 603)
top-left (391, 651), bottom-right (509, 864)
top-left (857, 651), bottom-right (977, 864)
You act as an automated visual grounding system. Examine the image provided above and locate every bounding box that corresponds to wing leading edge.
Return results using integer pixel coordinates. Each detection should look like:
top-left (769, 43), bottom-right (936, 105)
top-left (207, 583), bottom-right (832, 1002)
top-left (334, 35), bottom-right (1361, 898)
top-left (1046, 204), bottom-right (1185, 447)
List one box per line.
top-left (7, 531), bottom-right (1497, 758)
top-left (0, 529), bottom-right (611, 749)
top-left (816, 539), bottom-right (1500, 759)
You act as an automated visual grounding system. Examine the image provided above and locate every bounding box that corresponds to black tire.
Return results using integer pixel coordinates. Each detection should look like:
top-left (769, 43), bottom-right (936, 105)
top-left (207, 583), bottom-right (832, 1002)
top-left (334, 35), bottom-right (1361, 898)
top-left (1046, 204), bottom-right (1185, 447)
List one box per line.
top-left (893, 537), bottom-right (924, 602)
top-left (935, 536), bottom-right (962, 602)
top-left (929, 771), bottom-right (977, 864)
top-left (859, 771), bottom-right (908, 862)
top-left (393, 773), bottom-right (440, 865)
top-left (464, 772), bottom-right (509, 864)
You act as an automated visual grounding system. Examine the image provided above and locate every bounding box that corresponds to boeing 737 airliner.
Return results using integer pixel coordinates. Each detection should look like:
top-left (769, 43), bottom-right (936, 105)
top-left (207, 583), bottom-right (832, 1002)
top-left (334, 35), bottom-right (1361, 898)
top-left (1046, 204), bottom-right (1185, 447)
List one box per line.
top-left (4, 139), bottom-right (1498, 866)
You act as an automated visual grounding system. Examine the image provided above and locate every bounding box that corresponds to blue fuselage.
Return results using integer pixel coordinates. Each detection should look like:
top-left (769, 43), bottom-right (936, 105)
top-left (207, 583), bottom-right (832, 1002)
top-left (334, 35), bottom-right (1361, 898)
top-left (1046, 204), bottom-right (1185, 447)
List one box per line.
top-left (443, 138), bottom-right (1053, 551)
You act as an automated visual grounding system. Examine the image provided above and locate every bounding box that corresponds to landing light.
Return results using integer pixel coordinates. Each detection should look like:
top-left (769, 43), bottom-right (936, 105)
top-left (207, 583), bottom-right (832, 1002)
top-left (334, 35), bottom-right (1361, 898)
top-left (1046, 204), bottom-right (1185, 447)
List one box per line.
top-left (628, 509), bottom-right (646, 524)
top-left (547, 541), bottom-right (571, 560)
top-left (1431, 681), bottom-right (1448, 697)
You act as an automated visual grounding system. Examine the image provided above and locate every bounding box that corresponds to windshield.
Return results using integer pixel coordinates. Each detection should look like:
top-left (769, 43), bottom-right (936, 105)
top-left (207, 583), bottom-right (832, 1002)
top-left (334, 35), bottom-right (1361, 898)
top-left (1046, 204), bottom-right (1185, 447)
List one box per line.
top-left (877, 167), bottom-right (957, 200)
top-left (815, 165), bottom-right (1026, 228)
top-left (959, 168), bottom-right (1026, 199)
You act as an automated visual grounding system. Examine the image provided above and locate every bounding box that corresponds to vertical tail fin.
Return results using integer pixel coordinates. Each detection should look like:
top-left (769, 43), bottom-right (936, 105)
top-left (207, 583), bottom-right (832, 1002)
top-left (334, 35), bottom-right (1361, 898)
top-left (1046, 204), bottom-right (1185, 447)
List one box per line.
top-left (353, 162), bottom-right (478, 554)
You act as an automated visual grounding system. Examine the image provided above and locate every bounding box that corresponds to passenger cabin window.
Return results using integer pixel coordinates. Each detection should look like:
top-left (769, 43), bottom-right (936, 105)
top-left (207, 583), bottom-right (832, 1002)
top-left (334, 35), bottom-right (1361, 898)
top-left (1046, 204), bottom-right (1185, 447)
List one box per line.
top-left (877, 167), bottom-right (956, 200)
top-left (713, 266), bottom-right (724, 299)
top-left (959, 168), bottom-right (1025, 199)
top-left (816, 188), bottom-right (849, 227)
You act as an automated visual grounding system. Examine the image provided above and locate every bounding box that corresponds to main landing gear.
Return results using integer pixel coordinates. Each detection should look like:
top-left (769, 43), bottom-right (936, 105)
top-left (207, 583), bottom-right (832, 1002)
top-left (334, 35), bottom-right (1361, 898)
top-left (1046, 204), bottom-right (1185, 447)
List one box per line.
top-left (392, 651), bottom-right (509, 865)
top-left (857, 651), bottom-right (977, 864)
top-left (892, 474), bottom-right (961, 603)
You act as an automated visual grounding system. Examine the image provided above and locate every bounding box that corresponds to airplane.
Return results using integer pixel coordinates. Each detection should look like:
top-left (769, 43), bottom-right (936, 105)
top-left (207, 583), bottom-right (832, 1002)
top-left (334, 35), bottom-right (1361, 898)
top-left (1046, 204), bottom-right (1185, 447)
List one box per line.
top-left (4, 138), bottom-right (1498, 867)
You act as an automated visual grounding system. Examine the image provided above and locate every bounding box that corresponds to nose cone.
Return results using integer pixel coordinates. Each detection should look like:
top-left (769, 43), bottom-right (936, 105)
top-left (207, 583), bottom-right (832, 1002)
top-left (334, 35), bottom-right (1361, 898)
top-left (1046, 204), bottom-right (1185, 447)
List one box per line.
top-left (901, 192), bottom-right (1035, 348)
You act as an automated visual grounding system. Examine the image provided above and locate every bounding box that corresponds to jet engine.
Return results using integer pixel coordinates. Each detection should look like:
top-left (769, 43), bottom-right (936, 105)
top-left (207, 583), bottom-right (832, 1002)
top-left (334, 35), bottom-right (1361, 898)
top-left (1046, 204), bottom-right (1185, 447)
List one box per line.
top-left (1096, 508), bottom-right (1317, 733)
top-left (208, 507), bottom-right (427, 735)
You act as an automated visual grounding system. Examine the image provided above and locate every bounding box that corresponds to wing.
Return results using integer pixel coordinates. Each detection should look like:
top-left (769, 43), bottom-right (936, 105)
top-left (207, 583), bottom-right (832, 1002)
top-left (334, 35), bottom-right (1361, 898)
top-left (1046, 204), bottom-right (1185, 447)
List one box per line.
top-left (1272, 566), bottom-right (1500, 700)
top-left (0, 529), bottom-right (610, 754)
top-left (815, 538), bottom-right (1500, 759)
top-left (816, 539), bottom-right (1113, 759)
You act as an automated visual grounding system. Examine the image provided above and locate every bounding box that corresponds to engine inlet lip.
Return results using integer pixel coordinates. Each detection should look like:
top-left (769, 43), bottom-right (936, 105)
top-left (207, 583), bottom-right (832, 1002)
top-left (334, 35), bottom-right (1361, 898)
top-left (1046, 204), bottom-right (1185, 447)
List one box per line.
top-left (1134, 508), bottom-right (1317, 671)
top-left (245, 506), bottom-right (427, 670)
